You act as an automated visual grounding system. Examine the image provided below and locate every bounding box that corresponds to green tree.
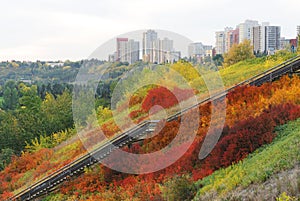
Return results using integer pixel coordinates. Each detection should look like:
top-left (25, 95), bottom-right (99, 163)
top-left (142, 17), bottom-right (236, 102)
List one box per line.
top-left (17, 84), bottom-right (44, 141)
top-left (19, 84), bottom-right (42, 112)
top-left (41, 91), bottom-right (73, 134)
top-left (0, 111), bottom-right (24, 153)
top-left (73, 88), bottom-right (96, 127)
top-left (223, 40), bottom-right (255, 67)
top-left (213, 54), bottom-right (224, 67)
top-left (2, 80), bottom-right (19, 110)
top-left (0, 148), bottom-right (14, 170)
top-left (0, 85), bottom-right (3, 97)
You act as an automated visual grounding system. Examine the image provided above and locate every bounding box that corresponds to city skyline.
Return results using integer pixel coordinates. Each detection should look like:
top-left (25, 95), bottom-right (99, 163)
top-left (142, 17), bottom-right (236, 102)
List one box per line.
top-left (215, 20), bottom-right (289, 55)
top-left (1, 23), bottom-right (298, 62)
top-left (1, 0), bottom-right (300, 61)
top-left (102, 22), bottom-right (297, 63)
top-left (108, 30), bottom-right (181, 64)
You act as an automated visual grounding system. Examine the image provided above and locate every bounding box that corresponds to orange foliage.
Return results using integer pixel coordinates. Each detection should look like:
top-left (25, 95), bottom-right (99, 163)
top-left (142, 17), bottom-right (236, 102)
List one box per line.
top-left (2, 76), bottom-right (300, 200)
top-left (101, 120), bottom-right (121, 137)
top-left (141, 86), bottom-right (194, 113)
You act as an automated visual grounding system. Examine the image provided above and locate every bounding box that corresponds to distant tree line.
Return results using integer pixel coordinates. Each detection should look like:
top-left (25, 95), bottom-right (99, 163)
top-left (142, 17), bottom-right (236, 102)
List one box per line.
top-left (0, 60), bottom-right (139, 169)
top-left (0, 81), bottom-right (73, 164)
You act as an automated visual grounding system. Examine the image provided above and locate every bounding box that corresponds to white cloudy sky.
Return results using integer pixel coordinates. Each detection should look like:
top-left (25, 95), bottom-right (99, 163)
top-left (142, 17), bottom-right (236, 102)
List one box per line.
top-left (1, 0), bottom-right (299, 61)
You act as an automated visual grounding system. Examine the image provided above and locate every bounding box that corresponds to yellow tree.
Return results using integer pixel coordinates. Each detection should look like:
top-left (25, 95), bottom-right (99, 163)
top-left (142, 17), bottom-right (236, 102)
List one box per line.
top-left (170, 60), bottom-right (199, 83)
top-left (223, 40), bottom-right (255, 67)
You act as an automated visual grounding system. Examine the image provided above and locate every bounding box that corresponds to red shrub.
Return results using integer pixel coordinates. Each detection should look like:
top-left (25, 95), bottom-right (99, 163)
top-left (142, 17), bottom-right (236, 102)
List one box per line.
top-left (141, 86), bottom-right (194, 113)
top-left (129, 109), bottom-right (144, 119)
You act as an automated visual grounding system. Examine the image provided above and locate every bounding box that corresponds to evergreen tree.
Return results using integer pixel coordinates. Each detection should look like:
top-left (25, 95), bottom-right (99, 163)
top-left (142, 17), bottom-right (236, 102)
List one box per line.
top-left (2, 81), bottom-right (19, 110)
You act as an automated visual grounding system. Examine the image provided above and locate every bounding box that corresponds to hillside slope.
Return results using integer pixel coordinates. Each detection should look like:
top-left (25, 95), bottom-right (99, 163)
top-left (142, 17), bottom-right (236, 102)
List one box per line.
top-left (38, 76), bottom-right (300, 201)
top-left (1, 53), bottom-right (299, 200)
top-left (194, 118), bottom-right (300, 201)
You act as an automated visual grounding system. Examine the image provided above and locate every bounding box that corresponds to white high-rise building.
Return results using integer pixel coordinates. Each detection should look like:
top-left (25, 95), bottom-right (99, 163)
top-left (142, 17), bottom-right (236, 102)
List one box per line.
top-left (148, 37), bottom-right (175, 63)
top-left (252, 26), bottom-right (263, 53)
top-left (160, 37), bottom-right (173, 52)
top-left (265, 26), bottom-right (281, 54)
top-left (251, 23), bottom-right (281, 55)
top-left (297, 26), bottom-right (300, 36)
top-left (116, 38), bottom-right (128, 62)
top-left (251, 22), bottom-right (269, 54)
top-left (127, 39), bottom-right (140, 64)
top-left (142, 30), bottom-right (158, 62)
top-left (115, 38), bottom-right (140, 64)
top-left (158, 37), bottom-right (174, 63)
top-left (238, 20), bottom-right (259, 43)
top-left (224, 27), bottom-right (233, 53)
top-left (215, 31), bottom-right (225, 55)
top-left (142, 30), bottom-right (179, 63)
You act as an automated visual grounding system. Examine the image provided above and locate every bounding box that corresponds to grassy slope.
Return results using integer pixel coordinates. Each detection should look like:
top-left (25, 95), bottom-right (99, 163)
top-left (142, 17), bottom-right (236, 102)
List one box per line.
top-left (185, 52), bottom-right (296, 110)
top-left (3, 52), bottom-right (298, 197)
top-left (127, 52), bottom-right (297, 124)
top-left (194, 118), bottom-right (300, 200)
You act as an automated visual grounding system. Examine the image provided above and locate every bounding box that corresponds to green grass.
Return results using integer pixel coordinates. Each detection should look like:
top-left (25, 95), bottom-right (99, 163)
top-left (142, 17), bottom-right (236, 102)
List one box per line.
top-left (120, 52), bottom-right (297, 126)
top-left (194, 118), bottom-right (300, 199)
top-left (209, 53), bottom-right (295, 89)
top-left (9, 52), bottom-right (299, 198)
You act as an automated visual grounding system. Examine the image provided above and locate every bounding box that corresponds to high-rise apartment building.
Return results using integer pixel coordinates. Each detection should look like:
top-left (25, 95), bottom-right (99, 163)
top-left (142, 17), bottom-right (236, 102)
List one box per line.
top-left (252, 26), bottom-right (263, 53)
top-left (160, 37), bottom-right (173, 52)
top-left (238, 20), bottom-right (259, 43)
top-left (215, 27), bottom-right (239, 55)
top-left (142, 30), bottom-right (179, 63)
top-left (224, 27), bottom-right (239, 52)
top-left (142, 30), bottom-right (158, 62)
top-left (114, 38), bottom-right (140, 64)
top-left (251, 22), bottom-right (269, 54)
top-left (251, 23), bottom-right (281, 54)
top-left (158, 37), bottom-right (174, 63)
top-left (215, 31), bottom-right (225, 55)
top-left (116, 38), bottom-right (128, 62)
top-left (265, 26), bottom-right (281, 54)
top-left (127, 39), bottom-right (140, 64)
top-left (224, 27), bottom-right (233, 53)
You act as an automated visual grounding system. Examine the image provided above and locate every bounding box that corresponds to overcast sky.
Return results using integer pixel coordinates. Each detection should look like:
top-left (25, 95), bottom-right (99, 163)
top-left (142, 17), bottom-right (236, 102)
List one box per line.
top-left (1, 0), bottom-right (299, 61)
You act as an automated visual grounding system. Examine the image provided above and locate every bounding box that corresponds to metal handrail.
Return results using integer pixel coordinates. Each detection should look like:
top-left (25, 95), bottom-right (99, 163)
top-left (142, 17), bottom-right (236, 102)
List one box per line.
top-left (10, 119), bottom-right (160, 200)
top-left (9, 54), bottom-right (300, 201)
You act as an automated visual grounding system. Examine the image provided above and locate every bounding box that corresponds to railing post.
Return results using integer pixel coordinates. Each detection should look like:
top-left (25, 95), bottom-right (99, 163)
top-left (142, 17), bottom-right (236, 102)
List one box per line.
top-left (28, 186), bottom-right (31, 201)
